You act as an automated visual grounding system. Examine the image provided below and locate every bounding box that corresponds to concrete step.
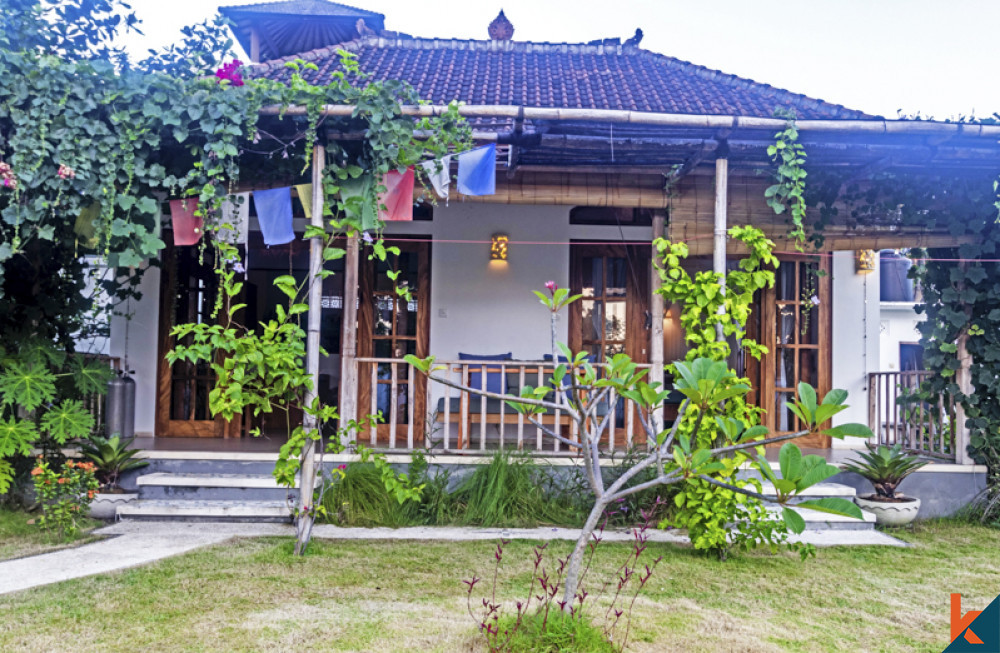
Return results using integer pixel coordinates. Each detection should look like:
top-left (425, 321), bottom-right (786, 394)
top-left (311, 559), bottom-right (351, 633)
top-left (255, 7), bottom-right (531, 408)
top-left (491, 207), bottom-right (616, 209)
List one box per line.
top-left (117, 499), bottom-right (293, 523)
top-left (764, 505), bottom-right (876, 531)
top-left (135, 472), bottom-right (301, 501)
top-left (758, 481), bottom-right (857, 503)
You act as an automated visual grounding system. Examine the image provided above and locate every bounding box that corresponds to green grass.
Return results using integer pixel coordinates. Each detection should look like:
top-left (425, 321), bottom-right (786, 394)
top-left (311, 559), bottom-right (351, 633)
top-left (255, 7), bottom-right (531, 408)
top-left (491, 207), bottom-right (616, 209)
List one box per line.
top-left (0, 509), bottom-right (101, 561)
top-left (0, 521), bottom-right (997, 652)
top-left (497, 610), bottom-right (617, 652)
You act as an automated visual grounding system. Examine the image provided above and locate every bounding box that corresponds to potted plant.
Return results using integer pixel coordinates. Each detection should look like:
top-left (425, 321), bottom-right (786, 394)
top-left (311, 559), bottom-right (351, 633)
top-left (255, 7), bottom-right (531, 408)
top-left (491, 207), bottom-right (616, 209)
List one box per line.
top-left (843, 443), bottom-right (927, 526)
top-left (79, 435), bottom-right (149, 519)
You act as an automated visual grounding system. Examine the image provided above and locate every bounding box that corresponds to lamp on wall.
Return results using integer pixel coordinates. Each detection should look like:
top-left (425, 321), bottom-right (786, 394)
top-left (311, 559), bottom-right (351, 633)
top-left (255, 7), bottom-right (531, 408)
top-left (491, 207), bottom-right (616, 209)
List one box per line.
top-left (490, 233), bottom-right (509, 262)
top-left (856, 249), bottom-right (877, 274)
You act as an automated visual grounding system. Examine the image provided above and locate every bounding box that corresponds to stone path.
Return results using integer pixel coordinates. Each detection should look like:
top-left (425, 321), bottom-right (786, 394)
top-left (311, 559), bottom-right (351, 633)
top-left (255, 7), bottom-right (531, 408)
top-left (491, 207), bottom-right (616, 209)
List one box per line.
top-left (0, 520), bottom-right (907, 596)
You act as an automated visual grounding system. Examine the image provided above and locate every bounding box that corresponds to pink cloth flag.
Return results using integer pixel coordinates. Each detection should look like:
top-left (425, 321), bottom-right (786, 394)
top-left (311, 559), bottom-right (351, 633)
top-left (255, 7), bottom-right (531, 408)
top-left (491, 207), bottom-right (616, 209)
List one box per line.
top-left (378, 167), bottom-right (415, 222)
top-left (169, 199), bottom-right (203, 246)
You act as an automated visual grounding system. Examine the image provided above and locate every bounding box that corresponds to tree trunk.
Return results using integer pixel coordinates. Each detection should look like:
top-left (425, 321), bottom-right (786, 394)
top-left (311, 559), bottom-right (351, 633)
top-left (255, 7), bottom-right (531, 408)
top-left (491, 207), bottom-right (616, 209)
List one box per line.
top-left (561, 496), bottom-right (609, 608)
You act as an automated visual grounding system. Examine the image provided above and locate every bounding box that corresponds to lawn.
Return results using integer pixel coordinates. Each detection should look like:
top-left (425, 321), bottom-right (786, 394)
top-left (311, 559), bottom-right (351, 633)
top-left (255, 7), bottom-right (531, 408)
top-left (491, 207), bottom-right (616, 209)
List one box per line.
top-left (0, 509), bottom-right (101, 562)
top-left (0, 522), bottom-right (997, 652)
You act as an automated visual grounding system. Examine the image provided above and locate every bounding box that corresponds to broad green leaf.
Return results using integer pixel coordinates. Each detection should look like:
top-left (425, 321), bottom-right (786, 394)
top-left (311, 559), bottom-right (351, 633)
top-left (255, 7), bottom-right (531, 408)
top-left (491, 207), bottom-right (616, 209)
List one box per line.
top-left (72, 358), bottom-right (114, 395)
top-left (0, 362), bottom-right (57, 411)
top-left (782, 507), bottom-right (806, 534)
top-left (0, 417), bottom-right (37, 457)
top-left (40, 400), bottom-right (95, 444)
top-left (778, 442), bottom-right (802, 480)
top-left (822, 388), bottom-right (848, 405)
top-left (797, 382), bottom-right (817, 414)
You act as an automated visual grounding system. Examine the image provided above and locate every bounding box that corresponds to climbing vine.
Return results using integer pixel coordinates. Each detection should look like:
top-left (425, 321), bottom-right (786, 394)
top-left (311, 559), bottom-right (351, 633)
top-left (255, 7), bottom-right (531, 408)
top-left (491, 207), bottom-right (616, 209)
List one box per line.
top-left (765, 110), bottom-right (809, 250)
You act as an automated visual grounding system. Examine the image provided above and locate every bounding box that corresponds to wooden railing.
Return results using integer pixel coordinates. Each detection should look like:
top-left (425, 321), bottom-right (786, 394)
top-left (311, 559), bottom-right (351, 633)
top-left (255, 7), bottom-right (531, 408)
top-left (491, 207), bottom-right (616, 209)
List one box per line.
top-left (354, 358), bottom-right (661, 454)
top-left (868, 371), bottom-right (955, 460)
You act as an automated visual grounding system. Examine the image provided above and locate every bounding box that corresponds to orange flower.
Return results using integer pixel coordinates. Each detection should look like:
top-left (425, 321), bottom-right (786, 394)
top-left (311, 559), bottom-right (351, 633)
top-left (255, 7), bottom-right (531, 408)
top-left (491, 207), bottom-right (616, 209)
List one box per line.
top-left (30, 467), bottom-right (43, 476)
top-left (65, 461), bottom-right (75, 469)
top-left (57, 477), bottom-right (69, 484)
top-left (87, 491), bottom-right (95, 499)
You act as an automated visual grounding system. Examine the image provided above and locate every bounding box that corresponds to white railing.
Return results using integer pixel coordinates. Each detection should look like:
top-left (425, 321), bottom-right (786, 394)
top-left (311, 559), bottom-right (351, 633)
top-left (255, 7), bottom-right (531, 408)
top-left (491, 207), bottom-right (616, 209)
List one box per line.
top-left (353, 358), bottom-right (658, 454)
top-left (867, 370), bottom-right (956, 460)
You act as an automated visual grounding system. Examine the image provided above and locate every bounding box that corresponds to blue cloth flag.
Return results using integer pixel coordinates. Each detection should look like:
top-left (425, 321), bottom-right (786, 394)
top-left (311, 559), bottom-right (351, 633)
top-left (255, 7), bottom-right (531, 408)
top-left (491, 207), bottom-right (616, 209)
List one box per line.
top-left (253, 187), bottom-right (295, 246)
top-left (457, 144), bottom-right (496, 196)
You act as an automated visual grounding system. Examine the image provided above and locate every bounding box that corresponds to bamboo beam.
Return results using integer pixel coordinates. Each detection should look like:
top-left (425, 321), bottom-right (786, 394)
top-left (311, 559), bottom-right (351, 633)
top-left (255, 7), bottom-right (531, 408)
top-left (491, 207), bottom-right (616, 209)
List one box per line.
top-left (713, 156), bottom-right (728, 342)
top-left (649, 212), bottom-right (666, 439)
top-left (258, 103), bottom-right (1000, 139)
top-left (339, 234), bottom-right (360, 444)
top-left (296, 142), bottom-right (325, 553)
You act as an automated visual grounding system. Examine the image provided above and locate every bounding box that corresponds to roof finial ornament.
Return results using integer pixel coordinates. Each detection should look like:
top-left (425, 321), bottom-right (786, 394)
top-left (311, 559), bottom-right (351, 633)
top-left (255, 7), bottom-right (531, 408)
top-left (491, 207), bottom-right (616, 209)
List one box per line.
top-left (624, 28), bottom-right (643, 47)
top-left (488, 10), bottom-right (514, 41)
top-left (356, 18), bottom-right (376, 38)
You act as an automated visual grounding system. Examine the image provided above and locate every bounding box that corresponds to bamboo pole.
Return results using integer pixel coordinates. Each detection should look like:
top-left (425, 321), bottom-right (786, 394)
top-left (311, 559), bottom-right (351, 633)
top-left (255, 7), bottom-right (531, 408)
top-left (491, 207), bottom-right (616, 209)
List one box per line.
top-left (649, 212), bottom-right (666, 439)
top-left (296, 142), bottom-right (325, 554)
top-left (258, 103), bottom-right (1000, 139)
top-left (713, 156), bottom-right (728, 342)
top-left (339, 234), bottom-right (360, 446)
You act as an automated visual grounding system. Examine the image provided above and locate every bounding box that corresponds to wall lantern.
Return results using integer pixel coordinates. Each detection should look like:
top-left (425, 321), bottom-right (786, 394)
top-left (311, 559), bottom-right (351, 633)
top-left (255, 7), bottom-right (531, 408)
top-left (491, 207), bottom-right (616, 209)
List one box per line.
top-left (856, 249), bottom-right (877, 274)
top-left (491, 233), bottom-right (509, 261)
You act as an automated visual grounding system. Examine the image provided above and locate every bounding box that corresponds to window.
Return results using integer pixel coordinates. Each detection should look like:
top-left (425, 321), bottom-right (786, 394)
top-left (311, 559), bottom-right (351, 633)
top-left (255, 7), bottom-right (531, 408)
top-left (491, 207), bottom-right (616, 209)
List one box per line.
top-left (569, 207), bottom-right (653, 226)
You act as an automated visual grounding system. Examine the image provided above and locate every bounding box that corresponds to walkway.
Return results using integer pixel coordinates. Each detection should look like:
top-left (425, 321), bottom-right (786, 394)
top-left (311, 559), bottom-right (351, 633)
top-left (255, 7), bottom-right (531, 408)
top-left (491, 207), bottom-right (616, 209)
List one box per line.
top-left (0, 520), bottom-right (907, 596)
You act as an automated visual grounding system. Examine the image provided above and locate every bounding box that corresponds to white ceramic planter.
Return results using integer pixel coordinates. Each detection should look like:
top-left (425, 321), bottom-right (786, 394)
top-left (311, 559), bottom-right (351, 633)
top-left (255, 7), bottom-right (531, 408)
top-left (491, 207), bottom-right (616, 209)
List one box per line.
top-left (854, 495), bottom-right (921, 527)
top-left (89, 493), bottom-right (138, 520)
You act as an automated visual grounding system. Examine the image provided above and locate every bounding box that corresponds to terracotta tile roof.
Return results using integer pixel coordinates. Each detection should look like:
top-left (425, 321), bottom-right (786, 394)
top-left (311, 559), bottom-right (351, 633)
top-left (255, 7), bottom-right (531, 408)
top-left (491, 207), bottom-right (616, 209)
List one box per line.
top-left (252, 37), bottom-right (872, 120)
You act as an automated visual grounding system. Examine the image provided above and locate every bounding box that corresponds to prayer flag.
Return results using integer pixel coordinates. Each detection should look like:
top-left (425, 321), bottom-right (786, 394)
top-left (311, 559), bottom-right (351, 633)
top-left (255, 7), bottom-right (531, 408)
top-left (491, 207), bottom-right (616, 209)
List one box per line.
top-left (253, 187), bottom-right (295, 246)
top-left (457, 144), bottom-right (496, 196)
top-left (217, 192), bottom-right (250, 245)
top-left (419, 155), bottom-right (452, 203)
top-left (378, 167), bottom-right (415, 222)
top-left (169, 198), bottom-right (203, 246)
top-left (340, 175), bottom-right (378, 231)
top-left (294, 184), bottom-right (314, 221)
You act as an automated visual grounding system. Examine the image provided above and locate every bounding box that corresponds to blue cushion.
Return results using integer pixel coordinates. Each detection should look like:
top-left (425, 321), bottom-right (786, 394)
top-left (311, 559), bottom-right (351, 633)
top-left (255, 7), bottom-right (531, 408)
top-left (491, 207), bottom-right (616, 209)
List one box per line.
top-left (459, 352), bottom-right (512, 394)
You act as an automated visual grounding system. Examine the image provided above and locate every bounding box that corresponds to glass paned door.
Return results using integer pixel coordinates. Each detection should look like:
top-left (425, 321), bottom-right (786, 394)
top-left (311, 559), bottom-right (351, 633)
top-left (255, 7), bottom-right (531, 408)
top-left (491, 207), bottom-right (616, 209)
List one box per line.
top-left (759, 257), bottom-right (831, 446)
top-left (358, 241), bottom-right (430, 446)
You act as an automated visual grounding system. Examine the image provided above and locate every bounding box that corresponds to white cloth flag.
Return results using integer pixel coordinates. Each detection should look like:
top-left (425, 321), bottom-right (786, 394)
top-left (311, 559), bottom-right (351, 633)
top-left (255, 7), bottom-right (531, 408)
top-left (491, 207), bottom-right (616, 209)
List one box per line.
top-left (217, 192), bottom-right (250, 244)
top-left (420, 155), bottom-right (452, 204)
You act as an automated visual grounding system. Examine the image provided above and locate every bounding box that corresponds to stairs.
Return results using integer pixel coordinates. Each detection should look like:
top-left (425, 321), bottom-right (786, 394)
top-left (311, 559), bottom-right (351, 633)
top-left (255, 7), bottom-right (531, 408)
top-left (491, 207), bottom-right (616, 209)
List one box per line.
top-left (759, 481), bottom-right (876, 531)
top-left (117, 459), bottom-right (300, 523)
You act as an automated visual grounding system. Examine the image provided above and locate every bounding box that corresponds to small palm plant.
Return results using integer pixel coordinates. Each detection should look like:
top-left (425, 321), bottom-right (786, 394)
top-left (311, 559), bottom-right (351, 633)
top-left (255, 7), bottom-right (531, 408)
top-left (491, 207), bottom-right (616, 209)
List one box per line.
top-left (843, 444), bottom-right (927, 500)
top-left (80, 435), bottom-right (149, 492)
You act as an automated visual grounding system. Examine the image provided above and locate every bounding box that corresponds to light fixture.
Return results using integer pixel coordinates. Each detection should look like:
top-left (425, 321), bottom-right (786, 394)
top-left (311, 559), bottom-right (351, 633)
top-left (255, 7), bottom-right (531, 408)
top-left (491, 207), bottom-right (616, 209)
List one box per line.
top-left (856, 249), bottom-right (877, 274)
top-left (490, 233), bottom-right (509, 261)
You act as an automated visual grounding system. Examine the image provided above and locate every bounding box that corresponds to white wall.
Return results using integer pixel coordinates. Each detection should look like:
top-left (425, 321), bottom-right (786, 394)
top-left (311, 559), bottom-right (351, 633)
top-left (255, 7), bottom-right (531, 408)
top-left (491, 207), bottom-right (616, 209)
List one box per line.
top-left (830, 251), bottom-right (880, 449)
top-left (879, 303), bottom-right (924, 371)
top-left (109, 263), bottom-right (160, 437)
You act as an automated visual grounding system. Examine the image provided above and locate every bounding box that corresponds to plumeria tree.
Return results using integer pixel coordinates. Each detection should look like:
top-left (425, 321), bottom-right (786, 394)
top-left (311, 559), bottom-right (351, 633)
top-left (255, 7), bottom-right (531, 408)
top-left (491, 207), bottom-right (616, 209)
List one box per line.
top-left (408, 226), bottom-right (871, 605)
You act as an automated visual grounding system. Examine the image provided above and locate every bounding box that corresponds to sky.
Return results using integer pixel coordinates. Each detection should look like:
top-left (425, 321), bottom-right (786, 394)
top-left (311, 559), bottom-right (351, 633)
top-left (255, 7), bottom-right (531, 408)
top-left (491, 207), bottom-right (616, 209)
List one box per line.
top-left (120, 0), bottom-right (1000, 120)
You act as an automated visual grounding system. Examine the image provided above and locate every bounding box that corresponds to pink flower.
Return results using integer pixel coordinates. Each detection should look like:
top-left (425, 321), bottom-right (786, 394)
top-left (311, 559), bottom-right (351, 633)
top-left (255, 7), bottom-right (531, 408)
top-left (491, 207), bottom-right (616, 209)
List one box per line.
top-left (215, 60), bottom-right (245, 87)
top-left (544, 280), bottom-right (557, 294)
top-left (337, 464), bottom-right (347, 470)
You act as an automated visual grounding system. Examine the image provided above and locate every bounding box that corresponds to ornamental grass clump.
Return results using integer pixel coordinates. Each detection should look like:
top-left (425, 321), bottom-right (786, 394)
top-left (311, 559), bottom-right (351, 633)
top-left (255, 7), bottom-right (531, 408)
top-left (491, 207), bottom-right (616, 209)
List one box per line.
top-left (30, 459), bottom-right (98, 539)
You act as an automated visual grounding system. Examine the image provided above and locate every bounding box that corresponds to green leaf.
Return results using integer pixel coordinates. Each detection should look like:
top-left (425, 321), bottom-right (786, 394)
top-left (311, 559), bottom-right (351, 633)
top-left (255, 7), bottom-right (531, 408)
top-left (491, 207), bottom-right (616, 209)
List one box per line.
top-left (824, 423), bottom-right (873, 439)
top-left (39, 400), bottom-right (94, 444)
top-left (72, 358), bottom-right (114, 396)
top-left (0, 362), bottom-right (57, 411)
top-left (0, 417), bottom-right (37, 457)
top-left (782, 507), bottom-right (806, 534)
top-left (778, 442), bottom-right (802, 480)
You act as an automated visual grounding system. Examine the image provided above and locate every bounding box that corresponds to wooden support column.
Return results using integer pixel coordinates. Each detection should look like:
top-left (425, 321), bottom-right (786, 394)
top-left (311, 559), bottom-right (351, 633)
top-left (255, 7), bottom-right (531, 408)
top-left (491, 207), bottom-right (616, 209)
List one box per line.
top-left (649, 212), bottom-right (666, 441)
top-left (338, 233), bottom-right (360, 447)
top-left (954, 332), bottom-right (973, 465)
top-left (296, 142), bottom-right (325, 552)
top-left (713, 155), bottom-right (729, 342)
top-left (249, 28), bottom-right (261, 63)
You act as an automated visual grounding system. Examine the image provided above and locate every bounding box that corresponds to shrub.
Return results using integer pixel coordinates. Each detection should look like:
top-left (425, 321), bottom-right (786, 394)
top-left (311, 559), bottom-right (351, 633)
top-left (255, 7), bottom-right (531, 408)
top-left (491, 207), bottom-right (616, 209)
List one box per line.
top-left (31, 458), bottom-right (98, 538)
top-left (320, 463), bottom-right (415, 527)
top-left (496, 610), bottom-right (615, 653)
top-left (452, 452), bottom-right (584, 528)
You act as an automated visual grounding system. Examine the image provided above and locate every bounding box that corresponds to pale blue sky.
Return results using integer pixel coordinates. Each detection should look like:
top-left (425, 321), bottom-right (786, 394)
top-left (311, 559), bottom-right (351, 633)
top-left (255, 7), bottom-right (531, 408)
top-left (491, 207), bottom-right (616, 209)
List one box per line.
top-left (122, 0), bottom-right (1000, 119)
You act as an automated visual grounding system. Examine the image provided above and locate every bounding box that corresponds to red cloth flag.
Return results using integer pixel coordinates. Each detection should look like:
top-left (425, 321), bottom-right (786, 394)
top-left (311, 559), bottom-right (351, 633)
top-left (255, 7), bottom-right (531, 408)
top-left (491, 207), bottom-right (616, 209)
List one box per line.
top-left (169, 199), bottom-right (203, 246)
top-left (378, 167), bottom-right (415, 222)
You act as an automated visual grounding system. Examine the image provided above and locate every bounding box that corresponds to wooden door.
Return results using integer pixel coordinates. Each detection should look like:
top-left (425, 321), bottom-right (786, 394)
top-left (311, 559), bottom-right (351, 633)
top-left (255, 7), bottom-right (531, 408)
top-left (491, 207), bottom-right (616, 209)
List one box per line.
top-left (156, 242), bottom-right (230, 437)
top-left (757, 256), bottom-right (832, 448)
top-left (357, 241), bottom-right (430, 446)
top-left (569, 244), bottom-right (650, 446)
top-left (569, 244), bottom-right (650, 364)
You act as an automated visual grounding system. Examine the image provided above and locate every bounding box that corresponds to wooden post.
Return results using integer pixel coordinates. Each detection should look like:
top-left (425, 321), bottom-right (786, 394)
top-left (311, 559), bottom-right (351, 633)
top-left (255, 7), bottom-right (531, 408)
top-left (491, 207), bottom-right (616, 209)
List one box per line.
top-left (713, 155), bottom-right (729, 342)
top-left (649, 211), bottom-right (666, 441)
top-left (954, 332), bottom-right (973, 465)
top-left (249, 28), bottom-right (261, 63)
top-left (296, 142), bottom-right (325, 554)
top-left (338, 233), bottom-right (360, 446)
